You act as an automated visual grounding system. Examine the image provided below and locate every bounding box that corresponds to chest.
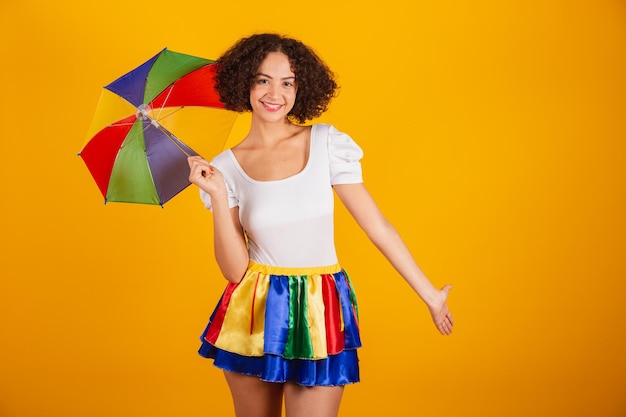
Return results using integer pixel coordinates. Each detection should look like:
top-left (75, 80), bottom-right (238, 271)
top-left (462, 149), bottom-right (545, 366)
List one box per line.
top-left (232, 139), bottom-right (310, 182)
top-left (237, 168), bottom-right (335, 237)
top-left (230, 136), bottom-right (334, 232)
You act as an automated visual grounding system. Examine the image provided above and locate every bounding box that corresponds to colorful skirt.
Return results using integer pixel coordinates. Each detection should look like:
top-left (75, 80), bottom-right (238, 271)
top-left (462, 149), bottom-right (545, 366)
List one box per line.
top-left (198, 261), bottom-right (362, 386)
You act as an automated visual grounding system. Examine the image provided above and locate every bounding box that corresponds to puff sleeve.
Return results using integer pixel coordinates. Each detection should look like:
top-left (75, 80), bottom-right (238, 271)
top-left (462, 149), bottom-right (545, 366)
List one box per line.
top-left (328, 125), bottom-right (364, 185)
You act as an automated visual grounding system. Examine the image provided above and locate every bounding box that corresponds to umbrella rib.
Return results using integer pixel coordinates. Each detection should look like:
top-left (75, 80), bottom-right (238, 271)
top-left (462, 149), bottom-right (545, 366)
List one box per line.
top-left (111, 121), bottom-right (137, 127)
top-left (154, 84), bottom-right (175, 120)
top-left (155, 106), bottom-right (185, 123)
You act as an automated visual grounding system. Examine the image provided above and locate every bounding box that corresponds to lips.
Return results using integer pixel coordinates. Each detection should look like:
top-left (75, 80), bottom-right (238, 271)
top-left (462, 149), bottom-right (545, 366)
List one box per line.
top-left (261, 101), bottom-right (284, 112)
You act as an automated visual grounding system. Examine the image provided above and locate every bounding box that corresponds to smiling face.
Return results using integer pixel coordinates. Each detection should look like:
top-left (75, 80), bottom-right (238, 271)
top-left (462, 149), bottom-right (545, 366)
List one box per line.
top-left (249, 51), bottom-right (298, 124)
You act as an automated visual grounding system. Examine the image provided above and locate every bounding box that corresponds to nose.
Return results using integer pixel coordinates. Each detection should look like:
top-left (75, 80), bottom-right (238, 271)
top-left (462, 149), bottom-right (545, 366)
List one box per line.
top-left (266, 83), bottom-right (279, 100)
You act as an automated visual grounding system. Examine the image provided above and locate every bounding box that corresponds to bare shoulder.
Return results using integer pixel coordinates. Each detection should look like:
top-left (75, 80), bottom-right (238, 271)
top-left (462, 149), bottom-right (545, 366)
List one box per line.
top-left (285, 123), bottom-right (311, 143)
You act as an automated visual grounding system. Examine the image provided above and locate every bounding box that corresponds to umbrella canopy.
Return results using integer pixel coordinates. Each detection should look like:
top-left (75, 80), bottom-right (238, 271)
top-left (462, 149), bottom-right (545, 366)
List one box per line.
top-left (79, 48), bottom-right (236, 206)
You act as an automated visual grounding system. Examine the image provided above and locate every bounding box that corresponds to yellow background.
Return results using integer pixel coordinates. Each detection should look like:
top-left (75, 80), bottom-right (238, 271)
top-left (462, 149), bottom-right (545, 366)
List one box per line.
top-left (1, 1), bottom-right (625, 416)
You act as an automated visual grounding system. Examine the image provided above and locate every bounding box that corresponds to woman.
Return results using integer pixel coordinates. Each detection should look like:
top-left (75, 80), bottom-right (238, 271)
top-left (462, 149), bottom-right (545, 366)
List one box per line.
top-left (188, 33), bottom-right (454, 417)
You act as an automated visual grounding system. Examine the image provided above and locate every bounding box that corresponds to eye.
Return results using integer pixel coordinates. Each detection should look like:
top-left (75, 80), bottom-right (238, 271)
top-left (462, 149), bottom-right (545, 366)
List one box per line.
top-left (256, 78), bottom-right (269, 85)
top-left (283, 81), bottom-right (294, 88)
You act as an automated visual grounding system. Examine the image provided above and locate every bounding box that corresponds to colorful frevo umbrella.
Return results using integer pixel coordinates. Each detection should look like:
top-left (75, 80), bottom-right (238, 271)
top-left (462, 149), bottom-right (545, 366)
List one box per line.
top-left (79, 48), bottom-right (237, 206)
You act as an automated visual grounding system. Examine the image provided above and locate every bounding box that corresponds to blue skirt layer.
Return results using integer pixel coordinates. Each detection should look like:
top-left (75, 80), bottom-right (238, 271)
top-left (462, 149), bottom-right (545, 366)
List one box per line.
top-left (199, 342), bottom-right (360, 387)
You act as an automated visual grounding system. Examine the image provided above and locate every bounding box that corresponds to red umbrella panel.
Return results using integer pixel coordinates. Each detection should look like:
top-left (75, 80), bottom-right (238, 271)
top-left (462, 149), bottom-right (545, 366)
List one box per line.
top-left (79, 48), bottom-right (237, 206)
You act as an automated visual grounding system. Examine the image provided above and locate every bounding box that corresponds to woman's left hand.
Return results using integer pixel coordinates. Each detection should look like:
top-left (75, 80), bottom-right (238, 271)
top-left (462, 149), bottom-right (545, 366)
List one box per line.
top-left (428, 285), bottom-right (454, 335)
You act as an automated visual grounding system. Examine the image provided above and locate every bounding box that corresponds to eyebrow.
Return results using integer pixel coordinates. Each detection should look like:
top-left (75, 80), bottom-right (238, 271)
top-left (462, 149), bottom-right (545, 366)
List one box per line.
top-left (254, 72), bottom-right (296, 80)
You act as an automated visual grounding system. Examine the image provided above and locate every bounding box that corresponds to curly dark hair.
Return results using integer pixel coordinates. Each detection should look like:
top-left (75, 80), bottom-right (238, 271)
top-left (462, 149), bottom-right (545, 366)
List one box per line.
top-left (214, 33), bottom-right (338, 124)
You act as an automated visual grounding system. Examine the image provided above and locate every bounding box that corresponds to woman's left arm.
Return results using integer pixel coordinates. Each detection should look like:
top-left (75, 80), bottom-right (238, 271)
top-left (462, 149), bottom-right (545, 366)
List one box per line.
top-left (334, 183), bottom-right (454, 335)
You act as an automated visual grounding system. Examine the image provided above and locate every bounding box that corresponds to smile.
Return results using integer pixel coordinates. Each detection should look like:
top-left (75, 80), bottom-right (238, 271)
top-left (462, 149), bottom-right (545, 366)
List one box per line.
top-left (261, 101), bottom-right (284, 112)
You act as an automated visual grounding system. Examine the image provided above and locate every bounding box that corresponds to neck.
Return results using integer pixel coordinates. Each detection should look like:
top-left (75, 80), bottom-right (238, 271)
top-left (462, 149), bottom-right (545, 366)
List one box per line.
top-left (246, 116), bottom-right (297, 145)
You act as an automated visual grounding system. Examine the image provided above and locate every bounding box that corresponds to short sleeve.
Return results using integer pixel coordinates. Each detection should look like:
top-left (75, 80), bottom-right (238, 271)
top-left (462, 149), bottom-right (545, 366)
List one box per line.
top-left (328, 125), bottom-right (364, 185)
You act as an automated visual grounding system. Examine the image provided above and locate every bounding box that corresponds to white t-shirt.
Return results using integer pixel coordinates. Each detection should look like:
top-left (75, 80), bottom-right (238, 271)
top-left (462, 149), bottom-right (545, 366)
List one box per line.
top-left (200, 124), bottom-right (363, 268)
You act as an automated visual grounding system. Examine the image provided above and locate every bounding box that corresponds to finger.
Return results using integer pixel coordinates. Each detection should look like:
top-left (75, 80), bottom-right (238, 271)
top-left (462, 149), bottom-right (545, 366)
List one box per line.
top-left (187, 156), bottom-right (204, 166)
top-left (440, 314), bottom-right (454, 334)
top-left (440, 305), bottom-right (453, 325)
top-left (188, 156), bottom-right (209, 166)
top-left (189, 165), bottom-right (211, 183)
top-left (445, 316), bottom-right (454, 329)
top-left (201, 166), bottom-right (214, 178)
top-left (189, 160), bottom-right (213, 178)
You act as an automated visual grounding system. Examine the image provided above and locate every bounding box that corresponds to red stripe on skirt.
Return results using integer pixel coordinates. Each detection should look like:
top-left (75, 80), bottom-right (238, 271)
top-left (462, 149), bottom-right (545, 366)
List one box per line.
top-left (250, 272), bottom-right (261, 334)
top-left (205, 282), bottom-right (238, 344)
top-left (322, 274), bottom-right (344, 354)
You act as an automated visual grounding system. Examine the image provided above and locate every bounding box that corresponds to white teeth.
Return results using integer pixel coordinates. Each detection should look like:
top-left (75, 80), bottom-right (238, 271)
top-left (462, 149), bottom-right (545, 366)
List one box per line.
top-left (262, 101), bottom-right (282, 110)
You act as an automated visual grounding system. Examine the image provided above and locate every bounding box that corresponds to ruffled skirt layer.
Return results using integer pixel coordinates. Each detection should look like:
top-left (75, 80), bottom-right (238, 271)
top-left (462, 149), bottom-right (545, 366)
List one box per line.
top-left (198, 261), bottom-right (362, 386)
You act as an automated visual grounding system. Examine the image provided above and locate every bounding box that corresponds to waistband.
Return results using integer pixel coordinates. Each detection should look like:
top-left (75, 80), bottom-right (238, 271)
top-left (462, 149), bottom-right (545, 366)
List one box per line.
top-left (247, 261), bottom-right (342, 276)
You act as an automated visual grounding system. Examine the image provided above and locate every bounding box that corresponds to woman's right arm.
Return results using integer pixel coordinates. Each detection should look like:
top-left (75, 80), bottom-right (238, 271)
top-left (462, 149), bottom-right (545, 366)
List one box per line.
top-left (188, 156), bottom-right (249, 283)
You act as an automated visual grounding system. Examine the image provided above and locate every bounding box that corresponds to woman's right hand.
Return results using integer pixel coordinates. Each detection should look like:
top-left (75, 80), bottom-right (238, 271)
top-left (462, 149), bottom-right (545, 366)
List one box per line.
top-left (187, 156), bottom-right (226, 197)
